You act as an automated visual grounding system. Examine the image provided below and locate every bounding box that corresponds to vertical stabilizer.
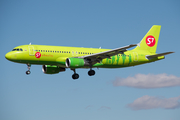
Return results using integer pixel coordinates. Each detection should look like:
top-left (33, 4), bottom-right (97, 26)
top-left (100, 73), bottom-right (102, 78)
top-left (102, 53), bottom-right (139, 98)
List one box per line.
top-left (134, 25), bottom-right (161, 53)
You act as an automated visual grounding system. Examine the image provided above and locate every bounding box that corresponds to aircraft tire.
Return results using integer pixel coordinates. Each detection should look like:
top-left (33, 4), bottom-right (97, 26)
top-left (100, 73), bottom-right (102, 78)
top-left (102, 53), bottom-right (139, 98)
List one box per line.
top-left (72, 73), bottom-right (79, 79)
top-left (26, 70), bottom-right (31, 75)
top-left (88, 70), bottom-right (95, 76)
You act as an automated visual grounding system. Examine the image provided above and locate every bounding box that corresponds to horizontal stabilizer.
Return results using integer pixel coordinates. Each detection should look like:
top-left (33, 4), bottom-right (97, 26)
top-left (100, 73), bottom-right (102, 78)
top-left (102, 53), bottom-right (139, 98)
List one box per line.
top-left (146, 52), bottom-right (174, 59)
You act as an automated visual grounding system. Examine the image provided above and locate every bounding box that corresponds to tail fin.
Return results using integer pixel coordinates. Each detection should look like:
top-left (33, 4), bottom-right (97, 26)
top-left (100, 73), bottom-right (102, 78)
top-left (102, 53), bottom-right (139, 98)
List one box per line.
top-left (134, 25), bottom-right (161, 53)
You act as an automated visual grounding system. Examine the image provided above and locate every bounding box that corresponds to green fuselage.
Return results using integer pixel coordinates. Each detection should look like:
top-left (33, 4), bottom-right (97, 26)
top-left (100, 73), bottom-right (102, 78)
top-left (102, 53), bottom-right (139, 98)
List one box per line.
top-left (5, 44), bottom-right (164, 69)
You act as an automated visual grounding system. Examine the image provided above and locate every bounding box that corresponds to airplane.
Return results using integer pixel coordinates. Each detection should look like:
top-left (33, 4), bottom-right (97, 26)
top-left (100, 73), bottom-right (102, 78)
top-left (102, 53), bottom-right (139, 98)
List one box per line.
top-left (5, 25), bottom-right (174, 79)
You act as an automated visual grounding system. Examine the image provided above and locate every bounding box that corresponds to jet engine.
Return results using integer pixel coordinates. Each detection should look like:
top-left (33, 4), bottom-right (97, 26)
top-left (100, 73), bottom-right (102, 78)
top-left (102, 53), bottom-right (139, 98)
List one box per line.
top-left (66, 58), bottom-right (89, 68)
top-left (42, 65), bottom-right (65, 74)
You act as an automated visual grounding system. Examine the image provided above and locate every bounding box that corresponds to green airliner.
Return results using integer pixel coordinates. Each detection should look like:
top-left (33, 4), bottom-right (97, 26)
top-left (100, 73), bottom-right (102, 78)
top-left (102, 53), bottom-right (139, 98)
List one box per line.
top-left (5, 25), bottom-right (174, 79)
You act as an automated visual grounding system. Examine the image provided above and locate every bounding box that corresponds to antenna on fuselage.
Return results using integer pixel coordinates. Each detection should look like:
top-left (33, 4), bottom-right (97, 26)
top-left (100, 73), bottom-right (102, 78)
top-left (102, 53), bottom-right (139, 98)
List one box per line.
top-left (29, 43), bottom-right (31, 45)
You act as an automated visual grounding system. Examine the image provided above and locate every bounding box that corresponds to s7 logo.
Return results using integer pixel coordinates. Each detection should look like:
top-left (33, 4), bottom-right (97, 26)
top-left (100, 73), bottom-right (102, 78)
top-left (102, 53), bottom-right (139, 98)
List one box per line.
top-left (146, 35), bottom-right (156, 47)
top-left (35, 52), bottom-right (41, 58)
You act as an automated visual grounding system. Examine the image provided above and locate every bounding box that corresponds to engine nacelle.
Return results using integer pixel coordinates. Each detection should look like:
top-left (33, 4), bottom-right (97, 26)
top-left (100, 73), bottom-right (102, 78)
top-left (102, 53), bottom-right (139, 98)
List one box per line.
top-left (42, 65), bottom-right (65, 74)
top-left (66, 58), bottom-right (89, 68)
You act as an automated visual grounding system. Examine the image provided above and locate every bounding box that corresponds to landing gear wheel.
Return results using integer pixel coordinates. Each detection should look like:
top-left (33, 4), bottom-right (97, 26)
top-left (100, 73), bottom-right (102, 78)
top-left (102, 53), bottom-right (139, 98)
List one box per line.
top-left (72, 73), bottom-right (79, 80)
top-left (26, 64), bottom-right (31, 75)
top-left (26, 70), bottom-right (31, 75)
top-left (88, 70), bottom-right (95, 76)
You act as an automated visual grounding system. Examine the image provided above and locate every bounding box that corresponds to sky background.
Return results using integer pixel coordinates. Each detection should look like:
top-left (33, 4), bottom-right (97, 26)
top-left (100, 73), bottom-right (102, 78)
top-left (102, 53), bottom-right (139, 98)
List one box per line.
top-left (1, 0), bottom-right (180, 120)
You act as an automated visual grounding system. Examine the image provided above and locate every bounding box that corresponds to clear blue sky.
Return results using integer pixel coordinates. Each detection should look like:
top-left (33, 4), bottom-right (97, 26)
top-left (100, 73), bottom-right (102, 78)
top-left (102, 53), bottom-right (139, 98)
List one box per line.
top-left (1, 0), bottom-right (180, 120)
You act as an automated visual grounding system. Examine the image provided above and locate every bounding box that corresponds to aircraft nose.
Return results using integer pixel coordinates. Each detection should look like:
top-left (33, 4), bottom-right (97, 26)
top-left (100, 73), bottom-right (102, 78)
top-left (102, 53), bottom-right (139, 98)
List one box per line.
top-left (5, 52), bottom-right (11, 60)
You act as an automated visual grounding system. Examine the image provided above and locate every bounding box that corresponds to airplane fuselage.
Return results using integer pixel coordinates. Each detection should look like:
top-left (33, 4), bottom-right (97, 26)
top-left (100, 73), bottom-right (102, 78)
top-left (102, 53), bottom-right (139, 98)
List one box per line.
top-left (5, 44), bottom-right (163, 68)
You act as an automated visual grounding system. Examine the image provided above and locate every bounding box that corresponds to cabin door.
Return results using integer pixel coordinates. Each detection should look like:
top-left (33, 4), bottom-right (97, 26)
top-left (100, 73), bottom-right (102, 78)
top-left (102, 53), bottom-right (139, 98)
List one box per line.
top-left (133, 52), bottom-right (138, 62)
top-left (28, 46), bottom-right (35, 56)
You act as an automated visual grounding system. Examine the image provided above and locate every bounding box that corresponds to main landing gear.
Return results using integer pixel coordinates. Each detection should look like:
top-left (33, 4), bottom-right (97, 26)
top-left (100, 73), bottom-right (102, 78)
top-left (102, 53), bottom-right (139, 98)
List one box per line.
top-left (26, 64), bottom-right (31, 75)
top-left (88, 69), bottom-right (95, 76)
top-left (71, 68), bottom-right (96, 80)
top-left (71, 69), bottom-right (79, 80)
top-left (88, 65), bottom-right (95, 76)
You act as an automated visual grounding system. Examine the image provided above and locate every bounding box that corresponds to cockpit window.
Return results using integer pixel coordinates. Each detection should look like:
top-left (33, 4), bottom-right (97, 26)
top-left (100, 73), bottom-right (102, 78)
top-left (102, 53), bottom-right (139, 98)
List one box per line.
top-left (12, 48), bottom-right (23, 51)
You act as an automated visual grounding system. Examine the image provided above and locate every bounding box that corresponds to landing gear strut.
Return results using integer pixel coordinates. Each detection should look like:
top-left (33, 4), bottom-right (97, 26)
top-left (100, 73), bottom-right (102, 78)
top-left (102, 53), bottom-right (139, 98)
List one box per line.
top-left (70, 65), bottom-right (96, 79)
top-left (26, 64), bottom-right (31, 75)
top-left (71, 69), bottom-right (79, 80)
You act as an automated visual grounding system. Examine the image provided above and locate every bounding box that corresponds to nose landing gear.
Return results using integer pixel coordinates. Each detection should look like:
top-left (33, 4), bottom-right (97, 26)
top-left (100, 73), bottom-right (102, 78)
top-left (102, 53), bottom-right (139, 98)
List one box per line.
top-left (26, 70), bottom-right (31, 75)
top-left (26, 64), bottom-right (31, 75)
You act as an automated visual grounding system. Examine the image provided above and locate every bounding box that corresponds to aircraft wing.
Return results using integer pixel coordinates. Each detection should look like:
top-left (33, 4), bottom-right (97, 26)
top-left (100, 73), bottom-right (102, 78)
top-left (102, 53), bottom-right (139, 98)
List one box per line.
top-left (146, 52), bottom-right (174, 59)
top-left (78, 44), bottom-right (137, 64)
